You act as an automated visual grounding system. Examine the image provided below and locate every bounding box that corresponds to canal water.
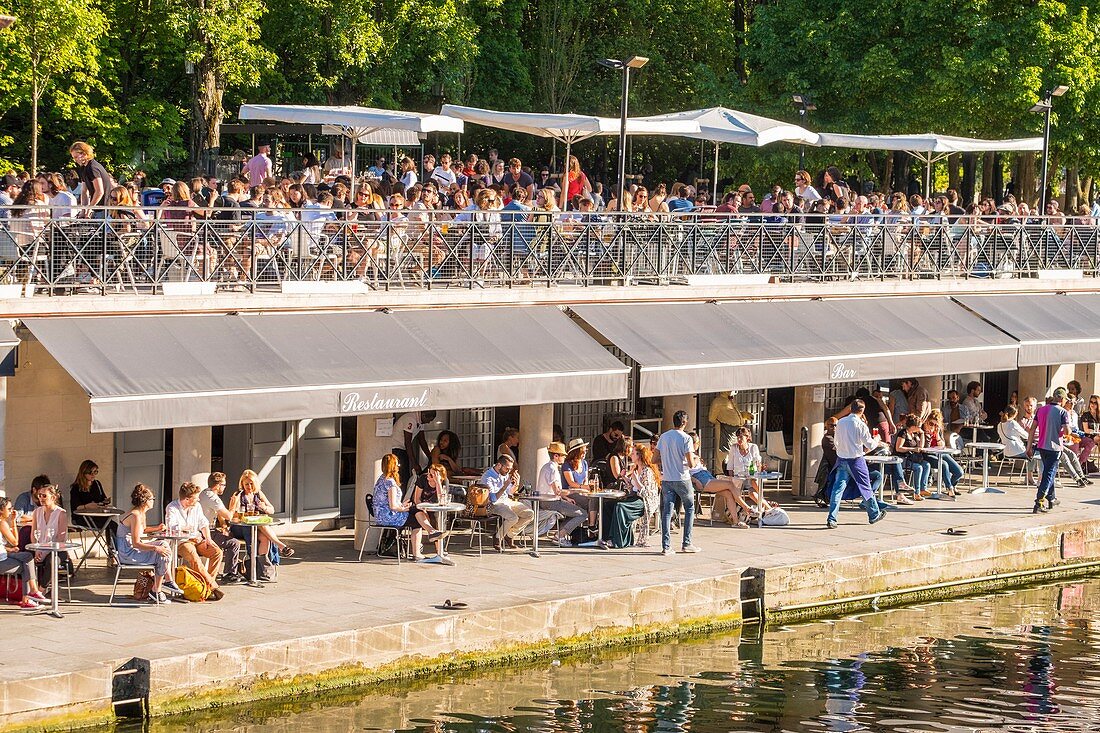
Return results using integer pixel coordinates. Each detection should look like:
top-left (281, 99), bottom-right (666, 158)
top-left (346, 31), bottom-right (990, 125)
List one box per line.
top-left (123, 578), bottom-right (1100, 732)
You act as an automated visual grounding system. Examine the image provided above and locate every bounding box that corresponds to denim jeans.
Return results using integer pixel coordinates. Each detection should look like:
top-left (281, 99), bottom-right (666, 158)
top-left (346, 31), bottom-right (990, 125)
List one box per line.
top-left (1037, 448), bottom-right (1060, 504)
top-left (938, 454), bottom-right (964, 490)
top-left (905, 456), bottom-right (932, 492)
top-left (660, 480), bottom-right (695, 551)
top-left (826, 463), bottom-right (883, 524)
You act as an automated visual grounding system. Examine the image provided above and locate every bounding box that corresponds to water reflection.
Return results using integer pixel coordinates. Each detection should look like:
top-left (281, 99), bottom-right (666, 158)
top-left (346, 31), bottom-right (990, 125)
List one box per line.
top-left (116, 579), bottom-right (1100, 732)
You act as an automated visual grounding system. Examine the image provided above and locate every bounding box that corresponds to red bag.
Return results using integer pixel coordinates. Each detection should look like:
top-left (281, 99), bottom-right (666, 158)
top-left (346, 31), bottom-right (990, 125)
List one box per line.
top-left (3, 574), bottom-right (21, 603)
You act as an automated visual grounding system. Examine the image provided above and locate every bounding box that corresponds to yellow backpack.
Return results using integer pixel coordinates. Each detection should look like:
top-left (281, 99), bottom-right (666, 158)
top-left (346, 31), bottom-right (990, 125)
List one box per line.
top-left (174, 566), bottom-right (212, 602)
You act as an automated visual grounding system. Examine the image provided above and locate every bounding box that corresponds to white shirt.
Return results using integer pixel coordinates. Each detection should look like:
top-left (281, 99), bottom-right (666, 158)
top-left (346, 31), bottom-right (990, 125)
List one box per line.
top-left (431, 166), bottom-right (457, 189)
top-left (391, 412), bottom-right (424, 451)
top-left (998, 419), bottom-right (1030, 457)
top-left (835, 414), bottom-right (876, 459)
top-left (197, 489), bottom-right (228, 525)
top-left (725, 442), bottom-right (763, 478)
top-left (535, 460), bottom-right (563, 497)
top-left (164, 499), bottom-right (209, 540)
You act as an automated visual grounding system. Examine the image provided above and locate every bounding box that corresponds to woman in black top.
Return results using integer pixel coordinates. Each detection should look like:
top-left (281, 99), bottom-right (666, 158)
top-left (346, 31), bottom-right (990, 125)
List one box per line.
top-left (69, 459), bottom-right (119, 560)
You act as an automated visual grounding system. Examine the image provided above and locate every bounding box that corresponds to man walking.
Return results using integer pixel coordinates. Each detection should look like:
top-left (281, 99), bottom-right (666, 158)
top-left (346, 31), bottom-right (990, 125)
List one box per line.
top-left (656, 410), bottom-right (701, 556)
top-left (827, 399), bottom-right (887, 528)
top-left (1027, 387), bottom-right (1072, 513)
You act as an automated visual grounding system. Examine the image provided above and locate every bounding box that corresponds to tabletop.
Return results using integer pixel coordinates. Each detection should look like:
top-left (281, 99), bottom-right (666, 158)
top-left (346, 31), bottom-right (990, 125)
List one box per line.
top-left (419, 502), bottom-right (466, 513)
top-left (26, 542), bottom-right (81, 553)
top-left (924, 446), bottom-right (961, 454)
top-left (76, 508), bottom-right (123, 518)
top-left (969, 442), bottom-right (1006, 450)
top-left (755, 471), bottom-right (783, 479)
top-left (446, 475), bottom-right (480, 485)
top-left (865, 455), bottom-right (903, 464)
top-left (581, 490), bottom-right (627, 499)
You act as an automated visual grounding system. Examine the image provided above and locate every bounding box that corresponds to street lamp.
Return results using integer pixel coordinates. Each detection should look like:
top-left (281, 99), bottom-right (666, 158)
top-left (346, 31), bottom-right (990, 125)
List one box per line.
top-left (1030, 84), bottom-right (1069, 212)
top-left (791, 94), bottom-right (816, 171)
top-left (598, 55), bottom-right (649, 210)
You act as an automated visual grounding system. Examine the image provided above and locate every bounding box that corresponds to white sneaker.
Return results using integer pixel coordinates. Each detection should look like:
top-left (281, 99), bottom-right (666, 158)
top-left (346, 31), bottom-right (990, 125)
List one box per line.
top-left (558, 538), bottom-right (573, 548)
top-left (660, 548), bottom-right (673, 556)
top-left (681, 544), bottom-right (702, 554)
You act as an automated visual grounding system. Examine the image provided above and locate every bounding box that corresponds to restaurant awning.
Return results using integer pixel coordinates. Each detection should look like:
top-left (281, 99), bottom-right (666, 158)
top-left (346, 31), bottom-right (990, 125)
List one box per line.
top-left (25, 308), bottom-right (629, 433)
top-left (955, 294), bottom-right (1100, 367)
top-left (571, 298), bottom-right (1019, 397)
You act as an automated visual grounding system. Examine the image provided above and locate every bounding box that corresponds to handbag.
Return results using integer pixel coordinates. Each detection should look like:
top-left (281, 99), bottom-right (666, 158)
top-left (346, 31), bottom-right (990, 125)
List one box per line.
top-left (132, 570), bottom-right (155, 601)
top-left (463, 483), bottom-right (491, 518)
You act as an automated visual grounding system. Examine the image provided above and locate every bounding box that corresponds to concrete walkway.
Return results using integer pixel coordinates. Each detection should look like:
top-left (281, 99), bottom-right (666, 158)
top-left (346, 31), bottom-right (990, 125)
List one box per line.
top-left (3, 472), bottom-right (1100, 727)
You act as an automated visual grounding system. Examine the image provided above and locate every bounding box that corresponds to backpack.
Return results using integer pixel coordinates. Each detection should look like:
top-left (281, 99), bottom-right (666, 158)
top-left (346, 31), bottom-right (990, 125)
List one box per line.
top-left (463, 483), bottom-right (490, 518)
top-left (174, 566), bottom-right (212, 602)
top-left (132, 570), bottom-right (155, 601)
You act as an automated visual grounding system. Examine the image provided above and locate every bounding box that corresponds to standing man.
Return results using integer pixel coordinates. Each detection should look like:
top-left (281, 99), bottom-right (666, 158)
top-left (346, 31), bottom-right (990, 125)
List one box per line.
top-left (391, 410), bottom-right (436, 488)
top-left (827, 399), bottom-right (887, 528)
top-left (889, 379), bottom-right (911, 425)
top-left (1028, 387), bottom-right (1072, 513)
top-left (906, 377), bottom-right (931, 423)
top-left (69, 141), bottom-right (113, 214)
top-left (481, 454), bottom-right (537, 550)
top-left (656, 410), bottom-right (702, 556)
top-left (534, 442), bottom-right (586, 547)
top-left (245, 143), bottom-right (274, 187)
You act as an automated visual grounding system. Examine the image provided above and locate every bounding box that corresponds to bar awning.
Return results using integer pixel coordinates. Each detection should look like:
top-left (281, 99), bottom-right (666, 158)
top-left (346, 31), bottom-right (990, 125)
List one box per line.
top-left (955, 294), bottom-right (1100, 367)
top-left (25, 309), bottom-right (628, 432)
top-left (572, 298), bottom-right (1018, 396)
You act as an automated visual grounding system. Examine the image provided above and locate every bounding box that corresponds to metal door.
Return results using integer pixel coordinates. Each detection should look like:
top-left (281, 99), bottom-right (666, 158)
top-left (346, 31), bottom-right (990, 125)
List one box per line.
top-left (249, 422), bottom-right (291, 515)
top-left (295, 418), bottom-right (341, 520)
top-left (115, 430), bottom-right (166, 521)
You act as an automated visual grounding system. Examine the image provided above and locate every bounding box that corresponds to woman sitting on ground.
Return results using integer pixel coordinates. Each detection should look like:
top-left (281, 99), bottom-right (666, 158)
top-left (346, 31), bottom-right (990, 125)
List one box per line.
top-left (116, 484), bottom-right (173, 604)
top-left (688, 433), bottom-right (756, 528)
top-left (601, 444), bottom-right (662, 548)
top-left (430, 430), bottom-right (480, 477)
top-left (31, 485), bottom-right (68, 591)
top-left (924, 410), bottom-right (964, 497)
top-left (895, 416), bottom-right (932, 500)
top-left (371, 454), bottom-right (445, 561)
top-left (0, 497), bottom-right (48, 609)
top-left (228, 470), bottom-right (295, 558)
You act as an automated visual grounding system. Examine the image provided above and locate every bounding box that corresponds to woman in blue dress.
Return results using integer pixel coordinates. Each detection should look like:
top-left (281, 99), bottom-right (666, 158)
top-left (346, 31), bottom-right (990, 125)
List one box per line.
top-left (116, 484), bottom-right (173, 604)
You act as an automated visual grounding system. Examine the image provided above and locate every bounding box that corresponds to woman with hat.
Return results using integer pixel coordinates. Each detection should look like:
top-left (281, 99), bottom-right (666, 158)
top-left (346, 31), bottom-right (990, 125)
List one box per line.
top-left (534, 441), bottom-right (587, 547)
top-left (562, 438), bottom-right (597, 529)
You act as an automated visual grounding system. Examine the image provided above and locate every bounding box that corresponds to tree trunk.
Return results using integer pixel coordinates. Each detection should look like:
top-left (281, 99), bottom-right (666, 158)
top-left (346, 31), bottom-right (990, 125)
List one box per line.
top-left (891, 151), bottom-right (909, 193)
top-left (190, 52), bottom-right (223, 177)
top-left (1065, 167), bottom-right (1080, 213)
top-left (30, 82), bottom-right (39, 175)
top-left (948, 153), bottom-right (961, 192)
top-left (980, 152), bottom-right (994, 201)
top-left (991, 152), bottom-right (1004, 204)
top-left (961, 153), bottom-right (977, 204)
top-left (1015, 153), bottom-right (1036, 206)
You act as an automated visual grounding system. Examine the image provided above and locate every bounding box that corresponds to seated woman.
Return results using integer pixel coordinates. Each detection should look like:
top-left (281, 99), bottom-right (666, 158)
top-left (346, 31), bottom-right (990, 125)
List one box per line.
top-left (31, 485), bottom-right (68, 592)
top-left (1080, 395), bottom-right (1100, 474)
top-left (372, 454), bottom-right (445, 562)
top-left (601, 444), bottom-right (662, 548)
top-left (724, 426), bottom-right (779, 518)
top-left (116, 484), bottom-right (173, 605)
top-left (924, 410), bottom-right (964, 497)
top-left (0, 497), bottom-right (48, 609)
top-left (410, 464), bottom-right (449, 560)
top-left (687, 433), bottom-right (755, 528)
top-left (431, 430), bottom-right (481, 477)
top-left (69, 459), bottom-right (118, 564)
top-left (998, 405), bottom-right (1041, 480)
top-left (560, 439), bottom-right (597, 528)
top-left (895, 416), bottom-right (933, 500)
top-left (227, 470), bottom-right (295, 564)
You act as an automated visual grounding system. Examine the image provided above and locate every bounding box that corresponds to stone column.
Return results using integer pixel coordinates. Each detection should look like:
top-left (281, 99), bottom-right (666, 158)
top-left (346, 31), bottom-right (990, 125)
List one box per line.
top-left (171, 426), bottom-right (211, 490)
top-left (355, 414), bottom-right (393, 550)
top-left (791, 385), bottom-right (824, 496)
top-left (917, 375), bottom-right (944, 413)
top-left (518, 403), bottom-right (554, 491)
top-left (662, 395), bottom-right (697, 432)
top-left (1018, 365), bottom-right (1075, 401)
top-left (1074, 364), bottom-right (1098, 398)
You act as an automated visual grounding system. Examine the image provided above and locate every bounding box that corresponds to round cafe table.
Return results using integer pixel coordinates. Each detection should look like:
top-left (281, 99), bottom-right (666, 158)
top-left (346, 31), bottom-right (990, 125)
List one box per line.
top-left (923, 446), bottom-right (961, 498)
top-left (967, 424), bottom-right (995, 445)
top-left (416, 502), bottom-right (465, 566)
top-left (26, 542), bottom-right (81, 618)
top-left (230, 518), bottom-right (285, 587)
top-left (968, 442), bottom-right (1005, 494)
top-left (148, 531), bottom-right (191, 582)
top-left (521, 494), bottom-right (562, 559)
top-left (752, 471), bottom-right (783, 527)
top-left (575, 491), bottom-right (626, 548)
top-left (864, 455), bottom-right (903, 503)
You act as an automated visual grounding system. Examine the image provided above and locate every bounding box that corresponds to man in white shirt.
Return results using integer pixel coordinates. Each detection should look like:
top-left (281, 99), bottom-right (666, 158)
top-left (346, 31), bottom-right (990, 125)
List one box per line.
top-left (323, 147), bottom-right (350, 177)
top-left (533, 442), bottom-right (586, 547)
top-left (827, 400), bottom-right (887, 528)
top-left (481, 454), bottom-right (539, 549)
top-left (165, 482), bottom-right (224, 597)
top-left (655, 410), bottom-right (702, 556)
top-left (197, 472), bottom-right (244, 583)
top-left (431, 154), bottom-right (458, 189)
top-left (391, 410), bottom-right (436, 488)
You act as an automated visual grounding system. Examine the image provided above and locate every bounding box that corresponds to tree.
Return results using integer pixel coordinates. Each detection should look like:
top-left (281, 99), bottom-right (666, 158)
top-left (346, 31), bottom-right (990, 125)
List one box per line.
top-left (0, 0), bottom-right (107, 173)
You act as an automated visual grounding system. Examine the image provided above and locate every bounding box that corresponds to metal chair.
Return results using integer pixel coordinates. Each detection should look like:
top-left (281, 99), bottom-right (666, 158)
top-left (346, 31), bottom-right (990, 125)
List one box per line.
top-left (108, 561), bottom-right (158, 606)
top-left (361, 495), bottom-right (410, 564)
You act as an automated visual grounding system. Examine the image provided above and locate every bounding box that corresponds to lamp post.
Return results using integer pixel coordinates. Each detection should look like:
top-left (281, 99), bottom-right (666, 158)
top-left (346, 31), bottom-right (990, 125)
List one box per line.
top-left (598, 56), bottom-right (648, 210)
top-left (791, 94), bottom-right (816, 172)
top-left (1030, 84), bottom-right (1068, 212)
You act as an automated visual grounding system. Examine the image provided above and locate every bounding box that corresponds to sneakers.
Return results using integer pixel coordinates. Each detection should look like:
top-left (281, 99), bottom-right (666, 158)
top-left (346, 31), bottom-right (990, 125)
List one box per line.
top-left (660, 548), bottom-right (674, 556)
top-left (1050, 498), bottom-right (1061, 506)
top-left (869, 510), bottom-right (887, 524)
top-left (827, 519), bottom-right (838, 529)
top-left (557, 537), bottom-right (573, 548)
top-left (1033, 501), bottom-right (1049, 514)
top-left (147, 592), bottom-right (171, 605)
top-left (733, 521), bottom-right (750, 529)
top-left (28, 590), bottom-right (48, 603)
top-left (18, 598), bottom-right (39, 610)
top-left (220, 573), bottom-right (245, 585)
top-left (681, 544), bottom-right (702, 554)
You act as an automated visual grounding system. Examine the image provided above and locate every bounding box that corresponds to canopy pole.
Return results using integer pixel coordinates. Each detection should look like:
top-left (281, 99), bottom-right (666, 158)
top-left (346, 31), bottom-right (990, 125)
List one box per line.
top-left (562, 138), bottom-right (572, 211)
top-left (925, 155), bottom-right (931, 199)
top-left (712, 142), bottom-right (720, 203)
top-left (349, 132), bottom-right (357, 196)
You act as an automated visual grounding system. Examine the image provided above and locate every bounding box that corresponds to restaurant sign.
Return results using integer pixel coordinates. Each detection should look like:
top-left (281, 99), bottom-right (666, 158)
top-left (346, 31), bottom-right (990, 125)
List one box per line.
top-left (828, 362), bottom-right (857, 381)
top-left (339, 389), bottom-right (431, 414)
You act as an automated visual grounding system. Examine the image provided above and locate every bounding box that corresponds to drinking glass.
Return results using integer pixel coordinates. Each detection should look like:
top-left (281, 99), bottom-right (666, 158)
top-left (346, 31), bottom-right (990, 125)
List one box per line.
top-left (46, 528), bottom-right (55, 544)
top-left (33, 529), bottom-right (41, 545)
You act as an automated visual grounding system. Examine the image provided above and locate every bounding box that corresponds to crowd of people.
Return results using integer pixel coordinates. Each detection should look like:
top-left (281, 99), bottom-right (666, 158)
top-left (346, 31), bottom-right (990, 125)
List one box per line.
top-left (0, 461), bottom-right (294, 608)
top-left (815, 378), bottom-right (1099, 528)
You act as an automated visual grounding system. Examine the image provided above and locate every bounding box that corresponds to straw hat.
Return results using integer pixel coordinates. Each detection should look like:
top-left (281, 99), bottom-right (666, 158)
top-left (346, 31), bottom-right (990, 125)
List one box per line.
top-left (546, 441), bottom-right (567, 456)
top-left (566, 438), bottom-right (588, 453)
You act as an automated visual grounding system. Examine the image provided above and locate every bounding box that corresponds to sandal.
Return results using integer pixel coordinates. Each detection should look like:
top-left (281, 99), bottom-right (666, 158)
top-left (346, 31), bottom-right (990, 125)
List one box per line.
top-left (895, 495), bottom-right (915, 506)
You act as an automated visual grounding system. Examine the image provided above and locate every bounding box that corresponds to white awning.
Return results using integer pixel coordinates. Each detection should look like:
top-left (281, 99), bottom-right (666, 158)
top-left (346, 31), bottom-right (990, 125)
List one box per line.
top-left (319, 125), bottom-right (422, 146)
top-left (439, 104), bottom-right (700, 145)
top-left (631, 107), bottom-right (819, 147)
top-left (572, 298), bottom-right (1019, 397)
top-left (955, 294), bottom-right (1100, 367)
top-left (816, 132), bottom-right (1043, 155)
top-left (239, 104), bottom-right (464, 139)
top-left (25, 309), bottom-right (628, 433)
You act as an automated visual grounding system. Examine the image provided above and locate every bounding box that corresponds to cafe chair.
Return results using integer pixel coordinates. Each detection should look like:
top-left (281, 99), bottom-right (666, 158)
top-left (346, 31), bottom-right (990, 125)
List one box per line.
top-left (108, 561), bottom-right (159, 606)
top-left (362, 495), bottom-right (411, 564)
top-left (765, 431), bottom-right (793, 475)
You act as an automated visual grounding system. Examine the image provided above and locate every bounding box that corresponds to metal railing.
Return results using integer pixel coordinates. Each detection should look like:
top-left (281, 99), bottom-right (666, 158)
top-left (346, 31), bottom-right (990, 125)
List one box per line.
top-left (0, 206), bottom-right (1097, 294)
